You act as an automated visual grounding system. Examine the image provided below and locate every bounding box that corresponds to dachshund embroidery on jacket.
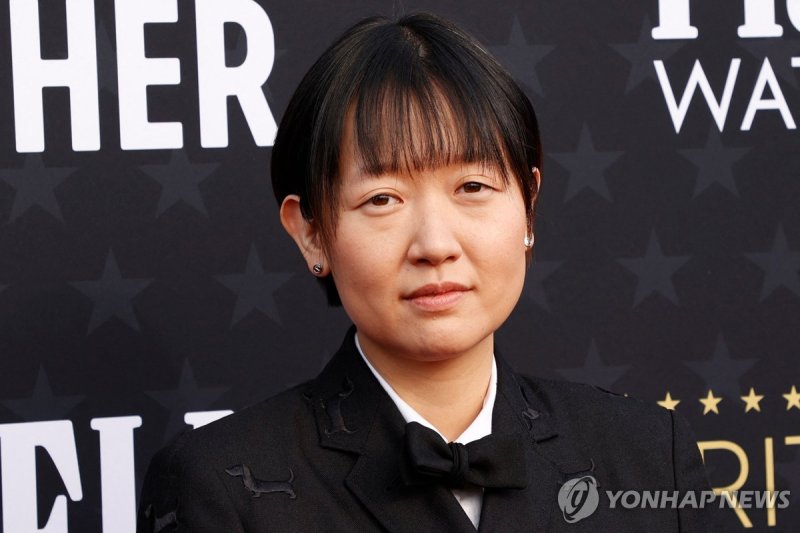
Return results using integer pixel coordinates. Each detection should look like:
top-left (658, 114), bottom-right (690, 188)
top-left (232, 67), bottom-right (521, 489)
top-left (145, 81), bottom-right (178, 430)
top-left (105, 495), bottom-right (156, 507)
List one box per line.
top-left (320, 376), bottom-right (355, 435)
top-left (225, 464), bottom-right (296, 499)
top-left (144, 503), bottom-right (178, 532)
top-left (522, 407), bottom-right (540, 428)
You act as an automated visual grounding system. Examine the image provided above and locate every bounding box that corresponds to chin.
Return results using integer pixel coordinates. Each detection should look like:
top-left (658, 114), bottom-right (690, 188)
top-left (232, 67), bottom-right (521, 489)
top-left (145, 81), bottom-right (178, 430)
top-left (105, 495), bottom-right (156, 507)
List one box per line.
top-left (403, 323), bottom-right (490, 358)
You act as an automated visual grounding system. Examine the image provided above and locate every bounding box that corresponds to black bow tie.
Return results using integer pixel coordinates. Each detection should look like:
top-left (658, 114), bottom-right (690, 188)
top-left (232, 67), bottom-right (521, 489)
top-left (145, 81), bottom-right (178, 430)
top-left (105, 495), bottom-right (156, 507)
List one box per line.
top-left (399, 421), bottom-right (529, 490)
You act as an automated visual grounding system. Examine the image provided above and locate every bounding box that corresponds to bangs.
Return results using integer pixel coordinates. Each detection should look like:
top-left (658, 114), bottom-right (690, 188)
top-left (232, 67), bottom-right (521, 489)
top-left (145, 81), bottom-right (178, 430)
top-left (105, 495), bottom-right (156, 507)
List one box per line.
top-left (352, 69), bottom-right (511, 181)
top-left (331, 19), bottom-right (536, 188)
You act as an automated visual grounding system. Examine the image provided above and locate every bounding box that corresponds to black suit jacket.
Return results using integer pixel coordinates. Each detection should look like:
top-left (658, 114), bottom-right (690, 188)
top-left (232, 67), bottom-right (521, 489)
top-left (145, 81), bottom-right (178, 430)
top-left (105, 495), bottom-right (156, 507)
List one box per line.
top-left (137, 326), bottom-right (721, 532)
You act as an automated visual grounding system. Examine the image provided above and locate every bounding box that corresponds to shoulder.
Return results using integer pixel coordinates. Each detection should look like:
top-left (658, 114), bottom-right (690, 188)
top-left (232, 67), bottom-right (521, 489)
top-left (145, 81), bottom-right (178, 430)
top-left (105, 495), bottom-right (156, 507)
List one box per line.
top-left (138, 382), bottom-right (317, 530)
top-left (520, 374), bottom-right (666, 419)
top-left (516, 374), bottom-right (693, 452)
top-left (141, 382), bottom-right (316, 500)
top-left (161, 381), bottom-right (316, 468)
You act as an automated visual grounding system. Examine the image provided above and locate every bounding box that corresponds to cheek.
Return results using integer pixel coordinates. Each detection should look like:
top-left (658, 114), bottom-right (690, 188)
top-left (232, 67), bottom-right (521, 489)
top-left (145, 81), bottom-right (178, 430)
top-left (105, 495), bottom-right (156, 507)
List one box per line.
top-left (478, 202), bottom-right (528, 282)
top-left (485, 231), bottom-right (527, 277)
top-left (327, 222), bottom-right (394, 293)
top-left (482, 198), bottom-right (527, 254)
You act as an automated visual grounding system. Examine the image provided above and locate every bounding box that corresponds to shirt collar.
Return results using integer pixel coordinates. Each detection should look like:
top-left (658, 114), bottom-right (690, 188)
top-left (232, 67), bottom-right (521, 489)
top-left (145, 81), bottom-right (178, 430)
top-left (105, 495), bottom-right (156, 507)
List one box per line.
top-left (354, 332), bottom-right (496, 444)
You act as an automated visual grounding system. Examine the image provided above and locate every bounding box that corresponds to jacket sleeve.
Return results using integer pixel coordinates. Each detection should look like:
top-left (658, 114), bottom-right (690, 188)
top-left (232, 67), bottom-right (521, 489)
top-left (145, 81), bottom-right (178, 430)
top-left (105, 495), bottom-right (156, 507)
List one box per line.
top-left (670, 410), bottom-right (725, 533)
top-left (137, 433), bottom-right (245, 533)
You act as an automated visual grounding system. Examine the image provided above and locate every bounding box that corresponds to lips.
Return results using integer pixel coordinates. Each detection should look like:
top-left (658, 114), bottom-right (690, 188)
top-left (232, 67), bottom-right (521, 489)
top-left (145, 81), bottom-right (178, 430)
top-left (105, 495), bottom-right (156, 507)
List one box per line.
top-left (404, 282), bottom-right (470, 300)
top-left (404, 282), bottom-right (470, 312)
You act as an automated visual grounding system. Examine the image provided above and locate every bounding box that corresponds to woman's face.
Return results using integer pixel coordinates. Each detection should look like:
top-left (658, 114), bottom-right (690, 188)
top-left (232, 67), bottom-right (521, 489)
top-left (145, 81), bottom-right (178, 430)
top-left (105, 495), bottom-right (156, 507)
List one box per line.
top-left (325, 118), bottom-right (531, 362)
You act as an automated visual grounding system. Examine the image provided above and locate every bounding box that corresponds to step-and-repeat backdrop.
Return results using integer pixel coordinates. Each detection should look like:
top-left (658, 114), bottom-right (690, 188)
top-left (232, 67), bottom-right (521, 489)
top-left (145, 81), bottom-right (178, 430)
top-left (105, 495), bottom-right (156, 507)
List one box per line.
top-left (1, 1), bottom-right (798, 531)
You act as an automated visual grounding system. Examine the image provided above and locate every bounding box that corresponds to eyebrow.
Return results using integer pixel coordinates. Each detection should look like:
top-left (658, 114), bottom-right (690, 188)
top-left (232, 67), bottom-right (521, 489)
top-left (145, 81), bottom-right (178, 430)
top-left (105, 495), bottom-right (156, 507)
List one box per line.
top-left (350, 163), bottom-right (411, 181)
top-left (354, 168), bottom-right (387, 180)
top-left (350, 161), bottom-right (504, 181)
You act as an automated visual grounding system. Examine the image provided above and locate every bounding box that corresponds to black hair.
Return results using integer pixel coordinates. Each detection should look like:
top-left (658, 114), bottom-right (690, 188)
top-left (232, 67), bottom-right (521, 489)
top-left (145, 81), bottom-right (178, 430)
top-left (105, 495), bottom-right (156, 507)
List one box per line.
top-left (271, 12), bottom-right (542, 306)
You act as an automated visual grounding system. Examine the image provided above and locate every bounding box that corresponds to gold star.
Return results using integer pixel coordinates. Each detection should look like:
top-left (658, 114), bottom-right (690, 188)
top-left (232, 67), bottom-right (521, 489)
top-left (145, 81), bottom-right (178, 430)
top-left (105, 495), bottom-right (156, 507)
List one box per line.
top-left (657, 392), bottom-right (680, 410)
top-left (783, 386), bottom-right (800, 411)
top-left (699, 390), bottom-right (722, 415)
top-left (740, 388), bottom-right (764, 413)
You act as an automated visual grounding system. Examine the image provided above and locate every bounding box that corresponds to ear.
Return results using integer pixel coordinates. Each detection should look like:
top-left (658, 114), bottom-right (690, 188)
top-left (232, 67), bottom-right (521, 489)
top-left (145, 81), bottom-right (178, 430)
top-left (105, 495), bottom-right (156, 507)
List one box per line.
top-left (532, 166), bottom-right (542, 203)
top-left (528, 166), bottom-right (542, 230)
top-left (524, 167), bottom-right (542, 269)
top-left (279, 194), bottom-right (329, 276)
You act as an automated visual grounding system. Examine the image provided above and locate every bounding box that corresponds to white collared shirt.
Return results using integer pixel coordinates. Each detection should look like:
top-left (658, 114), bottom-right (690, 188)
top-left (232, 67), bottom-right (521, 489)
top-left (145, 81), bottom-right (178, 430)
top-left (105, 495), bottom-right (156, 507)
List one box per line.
top-left (355, 333), bottom-right (497, 529)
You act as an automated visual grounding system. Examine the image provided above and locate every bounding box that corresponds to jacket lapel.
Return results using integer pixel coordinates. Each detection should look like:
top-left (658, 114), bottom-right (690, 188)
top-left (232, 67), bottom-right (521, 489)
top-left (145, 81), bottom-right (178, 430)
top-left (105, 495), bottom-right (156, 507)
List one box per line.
top-left (344, 404), bottom-right (476, 533)
top-left (477, 354), bottom-right (595, 533)
top-left (307, 326), bottom-right (476, 533)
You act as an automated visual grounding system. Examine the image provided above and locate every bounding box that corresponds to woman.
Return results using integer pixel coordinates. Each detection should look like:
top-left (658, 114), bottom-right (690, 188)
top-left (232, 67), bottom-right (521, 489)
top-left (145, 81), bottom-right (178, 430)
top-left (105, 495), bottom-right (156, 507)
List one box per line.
top-left (138, 12), bottom-right (719, 532)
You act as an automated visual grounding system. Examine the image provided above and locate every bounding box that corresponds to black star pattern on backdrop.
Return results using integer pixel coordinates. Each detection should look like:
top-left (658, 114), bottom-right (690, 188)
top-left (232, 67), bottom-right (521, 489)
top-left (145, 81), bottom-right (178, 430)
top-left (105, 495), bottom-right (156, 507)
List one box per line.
top-left (285, 348), bottom-right (335, 389)
top-left (0, 155), bottom-right (75, 222)
top-left (550, 124), bottom-right (622, 201)
top-left (678, 127), bottom-right (750, 197)
top-left (216, 244), bottom-right (293, 327)
top-left (746, 225), bottom-right (800, 300)
top-left (740, 38), bottom-right (800, 89)
top-left (488, 16), bottom-right (554, 96)
top-left (612, 17), bottom-right (684, 93)
top-left (524, 259), bottom-right (561, 311)
top-left (146, 359), bottom-right (228, 443)
top-left (139, 151), bottom-right (219, 217)
top-left (684, 336), bottom-right (758, 400)
top-left (617, 230), bottom-right (690, 306)
top-left (1, 366), bottom-right (84, 421)
top-left (71, 250), bottom-right (152, 333)
top-left (555, 340), bottom-right (630, 390)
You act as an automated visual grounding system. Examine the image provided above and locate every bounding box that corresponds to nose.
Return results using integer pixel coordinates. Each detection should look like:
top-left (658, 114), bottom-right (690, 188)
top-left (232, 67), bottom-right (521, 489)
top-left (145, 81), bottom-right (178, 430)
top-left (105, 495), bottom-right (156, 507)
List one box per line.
top-left (406, 202), bottom-right (462, 267)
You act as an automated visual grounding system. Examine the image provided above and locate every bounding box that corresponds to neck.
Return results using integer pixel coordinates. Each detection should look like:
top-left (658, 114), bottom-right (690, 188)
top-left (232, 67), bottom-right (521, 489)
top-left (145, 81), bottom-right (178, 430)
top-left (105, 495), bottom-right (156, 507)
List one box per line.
top-left (357, 332), bottom-right (494, 442)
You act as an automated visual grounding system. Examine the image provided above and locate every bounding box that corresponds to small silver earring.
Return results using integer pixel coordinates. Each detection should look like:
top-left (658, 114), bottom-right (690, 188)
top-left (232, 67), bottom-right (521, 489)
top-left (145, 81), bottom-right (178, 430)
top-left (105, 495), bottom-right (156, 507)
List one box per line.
top-left (312, 263), bottom-right (323, 275)
top-left (524, 234), bottom-right (535, 249)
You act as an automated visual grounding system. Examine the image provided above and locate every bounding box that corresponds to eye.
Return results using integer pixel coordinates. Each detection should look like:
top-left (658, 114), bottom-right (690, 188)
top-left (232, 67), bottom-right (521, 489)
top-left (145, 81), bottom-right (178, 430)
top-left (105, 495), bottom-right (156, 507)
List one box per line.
top-left (459, 181), bottom-right (492, 194)
top-left (366, 193), bottom-right (399, 207)
top-left (461, 181), bottom-right (487, 193)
